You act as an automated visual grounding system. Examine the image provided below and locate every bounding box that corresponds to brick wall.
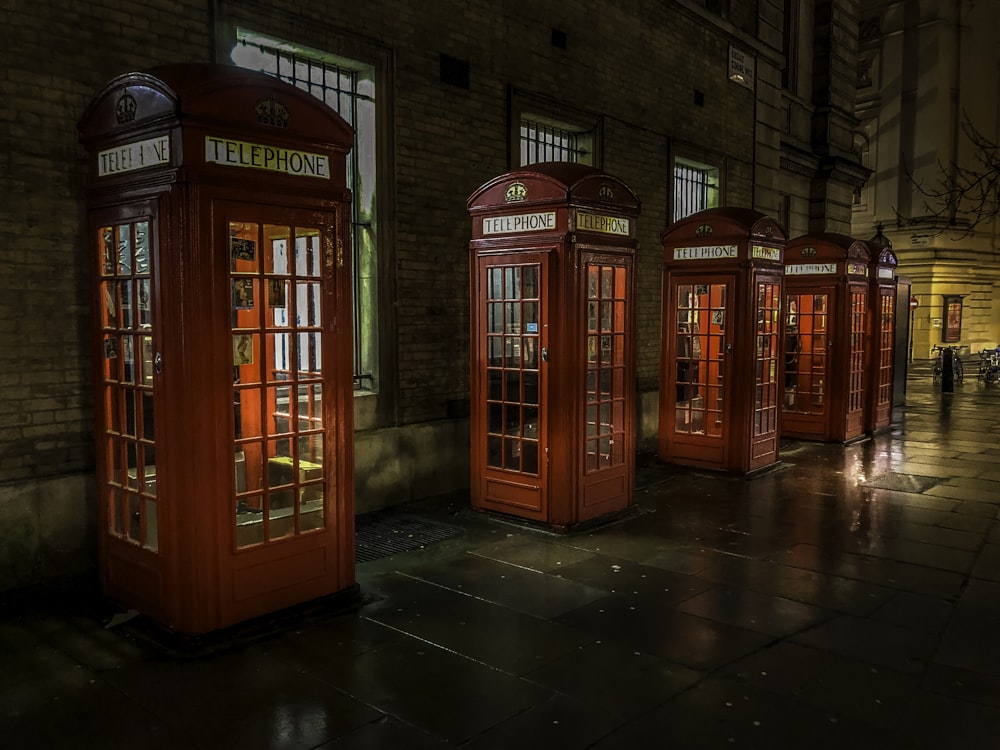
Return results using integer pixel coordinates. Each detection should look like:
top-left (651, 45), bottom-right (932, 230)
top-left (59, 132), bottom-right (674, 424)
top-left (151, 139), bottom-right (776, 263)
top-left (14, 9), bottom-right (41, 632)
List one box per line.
top-left (2, 0), bottom-right (850, 588)
top-left (1, 0), bottom-right (211, 484)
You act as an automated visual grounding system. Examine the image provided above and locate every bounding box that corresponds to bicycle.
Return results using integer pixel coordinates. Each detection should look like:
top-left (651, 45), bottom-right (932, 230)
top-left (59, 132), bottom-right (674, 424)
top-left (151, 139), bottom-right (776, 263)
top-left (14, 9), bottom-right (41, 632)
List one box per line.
top-left (932, 345), bottom-right (964, 384)
top-left (977, 347), bottom-right (1000, 384)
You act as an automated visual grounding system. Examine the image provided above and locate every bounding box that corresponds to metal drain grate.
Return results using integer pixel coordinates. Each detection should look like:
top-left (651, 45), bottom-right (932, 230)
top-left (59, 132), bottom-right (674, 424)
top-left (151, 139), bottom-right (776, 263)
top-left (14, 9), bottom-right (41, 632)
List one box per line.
top-left (355, 512), bottom-right (464, 563)
top-left (861, 472), bottom-right (941, 493)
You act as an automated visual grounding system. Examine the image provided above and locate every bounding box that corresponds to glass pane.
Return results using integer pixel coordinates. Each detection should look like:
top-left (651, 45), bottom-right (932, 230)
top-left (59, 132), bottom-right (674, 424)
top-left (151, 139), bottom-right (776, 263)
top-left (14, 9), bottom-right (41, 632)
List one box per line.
top-left (100, 226), bottom-right (115, 276)
top-left (487, 436), bottom-right (502, 467)
top-left (488, 302), bottom-right (503, 333)
top-left (488, 336), bottom-right (502, 366)
top-left (488, 369), bottom-right (502, 400)
top-left (295, 229), bottom-right (321, 277)
top-left (523, 371), bottom-right (538, 405)
top-left (118, 280), bottom-right (133, 328)
top-left (268, 489), bottom-right (296, 540)
top-left (117, 225), bottom-right (132, 275)
top-left (503, 438), bottom-right (520, 470)
top-left (267, 279), bottom-right (288, 316)
top-left (298, 383), bottom-right (323, 429)
top-left (298, 331), bottom-right (322, 374)
top-left (299, 433), bottom-right (323, 465)
top-left (230, 222), bottom-right (259, 273)
top-left (236, 494), bottom-right (265, 548)
top-left (297, 282), bottom-right (321, 326)
top-left (265, 226), bottom-right (290, 274)
top-left (504, 267), bottom-right (520, 299)
top-left (134, 222), bottom-right (150, 275)
top-left (137, 279), bottom-right (152, 327)
top-left (101, 281), bottom-right (118, 328)
top-left (522, 441), bottom-right (538, 474)
top-left (232, 278), bottom-right (256, 313)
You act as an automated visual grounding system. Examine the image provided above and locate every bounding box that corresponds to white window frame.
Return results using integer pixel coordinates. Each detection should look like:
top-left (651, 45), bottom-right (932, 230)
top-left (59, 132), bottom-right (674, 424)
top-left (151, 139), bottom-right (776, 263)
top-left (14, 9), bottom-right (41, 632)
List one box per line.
top-left (231, 29), bottom-right (380, 394)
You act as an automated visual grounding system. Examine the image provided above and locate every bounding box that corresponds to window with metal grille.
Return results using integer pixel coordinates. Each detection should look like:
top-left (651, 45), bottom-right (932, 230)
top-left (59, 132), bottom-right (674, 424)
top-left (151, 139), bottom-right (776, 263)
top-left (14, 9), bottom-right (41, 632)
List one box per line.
top-left (520, 118), bottom-right (593, 165)
top-left (232, 31), bottom-right (378, 393)
top-left (673, 158), bottom-right (720, 221)
top-left (691, 0), bottom-right (730, 18)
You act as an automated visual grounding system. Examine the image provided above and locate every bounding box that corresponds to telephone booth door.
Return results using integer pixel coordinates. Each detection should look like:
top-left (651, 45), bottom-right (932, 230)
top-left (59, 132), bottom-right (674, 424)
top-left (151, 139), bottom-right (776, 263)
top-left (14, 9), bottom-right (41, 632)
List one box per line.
top-left (659, 208), bottom-right (787, 475)
top-left (865, 231), bottom-right (898, 433)
top-left (476, 253), bottom-right (549, 518)
top-left (80, 64), bottom-right (356, 634)
top-left (665, 276), bottom-right (733, 466)
top-left (782, 234), bottom-right (871, 443)
top-left (468, 163), bottom-right (640, 530)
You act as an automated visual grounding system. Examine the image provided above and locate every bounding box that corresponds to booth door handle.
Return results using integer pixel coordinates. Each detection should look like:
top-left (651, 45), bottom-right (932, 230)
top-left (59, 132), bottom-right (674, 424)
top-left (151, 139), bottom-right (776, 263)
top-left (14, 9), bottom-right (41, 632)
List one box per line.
top-left (541, 347), bottom-right (549, 362)
top-left (153, 352), bottom-right (163, 374)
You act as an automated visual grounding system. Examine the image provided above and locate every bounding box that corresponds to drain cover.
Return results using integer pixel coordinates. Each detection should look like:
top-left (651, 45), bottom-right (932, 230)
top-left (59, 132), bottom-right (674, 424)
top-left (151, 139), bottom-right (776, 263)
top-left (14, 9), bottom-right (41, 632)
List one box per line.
top-left (355, 512), bottom-right (464, 563)
top-left (862, 472), bottom-right (941, 493)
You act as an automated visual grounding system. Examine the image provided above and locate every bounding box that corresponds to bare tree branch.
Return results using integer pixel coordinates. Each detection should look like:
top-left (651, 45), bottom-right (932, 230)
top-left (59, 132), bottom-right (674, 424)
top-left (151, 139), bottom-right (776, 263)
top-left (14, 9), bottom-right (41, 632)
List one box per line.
top-left (893, 112), bottom-right (1000, 238)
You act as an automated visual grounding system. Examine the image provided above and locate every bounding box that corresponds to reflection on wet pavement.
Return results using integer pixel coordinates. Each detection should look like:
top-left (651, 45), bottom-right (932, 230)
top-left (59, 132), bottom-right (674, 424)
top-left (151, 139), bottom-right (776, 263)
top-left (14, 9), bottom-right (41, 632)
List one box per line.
top-left (3, 365), bottom-right (1000, 747)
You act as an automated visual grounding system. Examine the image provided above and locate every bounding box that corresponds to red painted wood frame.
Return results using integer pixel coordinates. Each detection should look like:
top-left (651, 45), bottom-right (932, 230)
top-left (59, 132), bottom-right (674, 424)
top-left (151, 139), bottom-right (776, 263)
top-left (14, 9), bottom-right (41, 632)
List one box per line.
top-left (467, 164), bottom-right (640, 530)
top-left (79, 64), bottom-right (355, 634)
top-left (659, 208), bottom-right (787, 474)
top-left (781, 233), bottom-right (872, 443)
top-left (865, 240), bottom-right (899, 434)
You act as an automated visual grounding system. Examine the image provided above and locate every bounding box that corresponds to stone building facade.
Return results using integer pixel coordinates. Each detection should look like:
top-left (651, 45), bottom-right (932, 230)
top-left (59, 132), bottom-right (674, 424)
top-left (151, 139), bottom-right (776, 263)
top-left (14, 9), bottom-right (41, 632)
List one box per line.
top-left (853, 0), bottom-right (1000, 357)
top-left (0, 0), bottom-right (865, 591)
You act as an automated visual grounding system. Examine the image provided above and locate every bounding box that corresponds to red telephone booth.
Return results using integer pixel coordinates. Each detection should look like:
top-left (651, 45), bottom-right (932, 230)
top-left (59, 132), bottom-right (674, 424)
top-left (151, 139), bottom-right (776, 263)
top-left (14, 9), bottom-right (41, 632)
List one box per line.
top-left (78, 64), bottom-right (356, 634)
top-left (658, 208), bottom-right (787, 474)
top-left (467, 163), bottom-right (640, 530)
top-left (865, 229), bottom-right (899, 433)
top-left (781, 233), bottom-right (871, 443)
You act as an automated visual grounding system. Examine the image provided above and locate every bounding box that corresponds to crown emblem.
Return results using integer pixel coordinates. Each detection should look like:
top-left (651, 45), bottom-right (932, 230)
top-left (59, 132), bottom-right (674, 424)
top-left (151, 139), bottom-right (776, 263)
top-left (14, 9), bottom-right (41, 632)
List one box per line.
top-left (598, 184), bottom-right (615, 202)
top-left (695, 223), bottom-right (713, 237)
top-left (115, 91), bottom-right (137, 124)
top-left (255, 98), bottom-right (289, 128)
top-left (505, 181), bottom-right (527, 203)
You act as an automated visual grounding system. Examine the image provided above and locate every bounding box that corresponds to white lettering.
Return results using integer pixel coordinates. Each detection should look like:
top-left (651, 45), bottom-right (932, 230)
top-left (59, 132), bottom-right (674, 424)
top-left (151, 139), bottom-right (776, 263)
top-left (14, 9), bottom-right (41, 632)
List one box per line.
top-left (97, 135), bottom-right (171, 177)
top-left (578, 212), bottom-right (629, 235)
top-left (751, 244), bottom-right (782, 262)
top-left (482, 212), bottom-right (557, 235)
top-left (203, 136), bottom-right (330, 179)
top-left (672, 245), bottom-right (739, 261)
top-left (786, 263), bottom-right (838, 275)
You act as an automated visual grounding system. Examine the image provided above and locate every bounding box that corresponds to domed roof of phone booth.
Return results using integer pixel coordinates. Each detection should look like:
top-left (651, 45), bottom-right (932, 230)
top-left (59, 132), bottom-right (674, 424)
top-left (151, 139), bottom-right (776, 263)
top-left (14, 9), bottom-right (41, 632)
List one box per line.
top-left (785, 231), bottom-right (872, 264)
top-left (467, 162), bottom-right (640, 214)
top-left (867, 226), bottom-right (898, 269)
top-left (659, 206), bottom-right (787, 246)
top-left (79, 62), bottom-right (354, 152)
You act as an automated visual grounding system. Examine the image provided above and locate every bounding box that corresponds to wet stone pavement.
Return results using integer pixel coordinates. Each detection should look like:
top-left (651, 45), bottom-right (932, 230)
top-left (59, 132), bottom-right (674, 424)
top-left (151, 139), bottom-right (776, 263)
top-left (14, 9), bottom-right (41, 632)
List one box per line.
top-left (4, 364), bottom-right (1000, 748)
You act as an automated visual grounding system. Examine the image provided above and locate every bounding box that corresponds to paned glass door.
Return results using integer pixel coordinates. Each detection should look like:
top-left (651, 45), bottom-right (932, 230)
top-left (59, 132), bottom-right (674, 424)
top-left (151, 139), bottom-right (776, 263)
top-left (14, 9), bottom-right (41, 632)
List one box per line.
top-left (784, 292), bottom-right (829, 413)
top-left (674, 282), bottom-right (727, 437)
top-left (848, 290), bottom-right (868, 413)
top-left (484, 262), bottom-right (543, 476)
top-left (875, 291), bottom-right (895, 406)
top-left (98, 220), bottom-right (158, 551)
top-left (585, 263), bottom-right (628, 471)
top-left (754, 281), bottom-right (781, 436)
top-left (229, 221), bottom-right (328, 548)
